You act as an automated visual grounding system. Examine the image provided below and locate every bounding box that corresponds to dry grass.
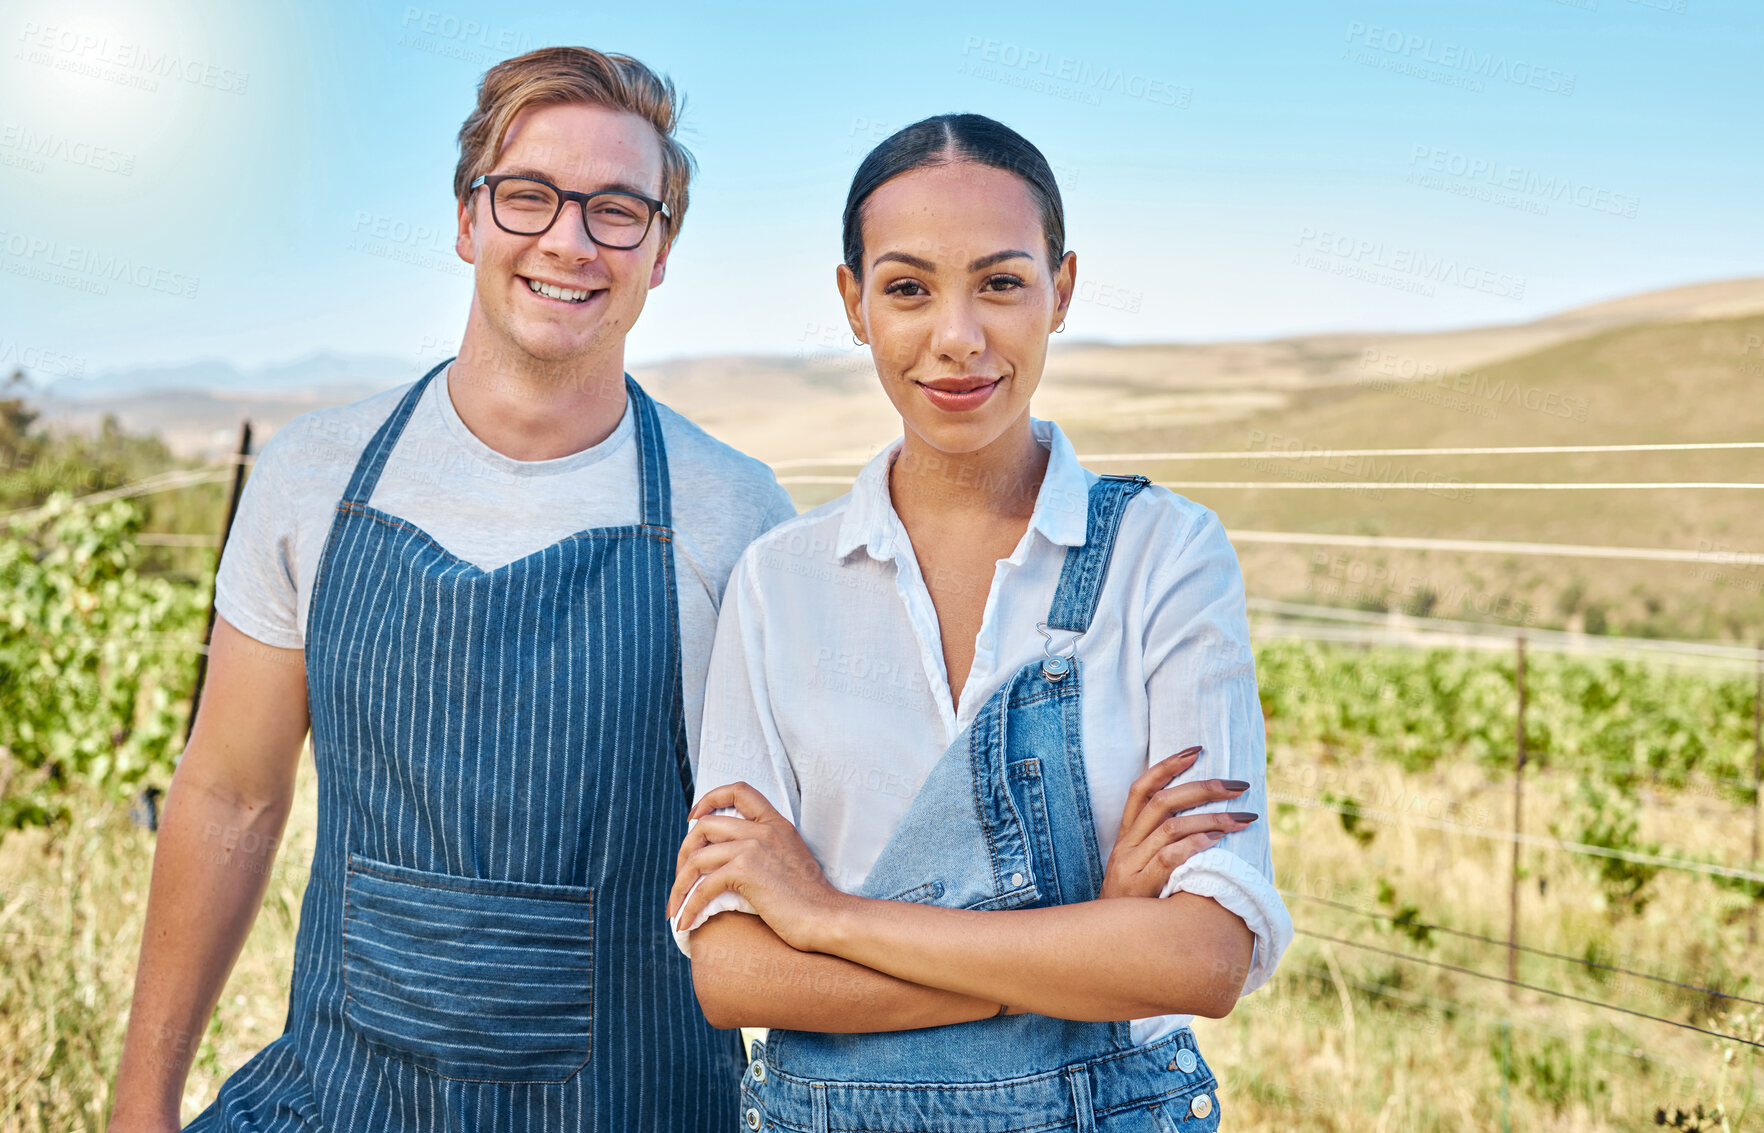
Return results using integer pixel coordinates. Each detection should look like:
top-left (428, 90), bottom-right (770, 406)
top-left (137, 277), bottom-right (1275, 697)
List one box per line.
top-left (1197, 746), bottom-right (1763, 1131)
top-left (0, 752), bottom-right (316, 1131)
top-left (4, 738), bottom-right (1758, 1130)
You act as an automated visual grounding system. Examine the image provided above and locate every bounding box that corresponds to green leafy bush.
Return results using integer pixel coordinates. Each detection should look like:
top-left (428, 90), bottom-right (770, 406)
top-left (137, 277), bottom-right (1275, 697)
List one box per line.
top-left (1256, 639), bottom-right (1757, 794)
top-left (0, 496), bottom-right (206, 837)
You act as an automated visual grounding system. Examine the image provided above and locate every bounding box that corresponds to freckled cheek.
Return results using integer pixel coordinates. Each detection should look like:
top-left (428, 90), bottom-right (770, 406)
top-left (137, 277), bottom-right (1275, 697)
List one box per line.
top-left (867, 315), bottom-right (931, 378)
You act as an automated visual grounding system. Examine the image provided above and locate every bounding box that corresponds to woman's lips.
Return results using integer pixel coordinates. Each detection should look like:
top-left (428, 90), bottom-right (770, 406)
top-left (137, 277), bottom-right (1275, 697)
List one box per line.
top-left (918, 377), bottom-right (1002, 412)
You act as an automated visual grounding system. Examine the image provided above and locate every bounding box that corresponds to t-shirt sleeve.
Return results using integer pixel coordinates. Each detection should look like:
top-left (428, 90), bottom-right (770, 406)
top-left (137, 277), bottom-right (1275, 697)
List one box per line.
top-left (1142, 507), bottom-right (1293, 1001)
top-left (213, 433), bottom-right (305, 650)
top-left (669, 544), bottom-right (803, 957)
top-left (759, 475), bottom-right (798, 533)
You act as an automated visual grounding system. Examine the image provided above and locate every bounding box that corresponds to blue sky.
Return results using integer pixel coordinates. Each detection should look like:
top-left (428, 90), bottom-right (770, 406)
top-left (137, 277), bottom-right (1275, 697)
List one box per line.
top-left (0, 0), bottom-right (1758, 382)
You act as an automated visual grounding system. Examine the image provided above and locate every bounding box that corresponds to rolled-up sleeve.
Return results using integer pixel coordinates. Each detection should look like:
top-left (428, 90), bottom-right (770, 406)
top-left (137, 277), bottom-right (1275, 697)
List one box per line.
top-left (1143, 507), bottom-right (1292, 999)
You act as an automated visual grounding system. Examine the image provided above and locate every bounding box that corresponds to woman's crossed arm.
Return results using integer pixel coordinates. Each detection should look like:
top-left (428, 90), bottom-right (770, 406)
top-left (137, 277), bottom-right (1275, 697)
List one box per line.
top-left (673, 758), bottom-right (1257, 1030)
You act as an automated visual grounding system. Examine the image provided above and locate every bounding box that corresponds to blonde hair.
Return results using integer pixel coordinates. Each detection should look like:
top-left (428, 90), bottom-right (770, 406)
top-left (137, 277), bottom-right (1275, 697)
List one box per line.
top-left (453, 46), bottom-right (694, 243)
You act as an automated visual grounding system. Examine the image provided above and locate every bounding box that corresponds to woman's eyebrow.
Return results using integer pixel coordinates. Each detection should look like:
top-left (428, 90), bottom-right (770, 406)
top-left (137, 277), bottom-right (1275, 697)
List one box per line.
top-left (872, 251), bottom-right (937, 273)
top-left (968, 250), bottom-right (1033, 271)
top-left (870, 249), bottom-right (1035, 273)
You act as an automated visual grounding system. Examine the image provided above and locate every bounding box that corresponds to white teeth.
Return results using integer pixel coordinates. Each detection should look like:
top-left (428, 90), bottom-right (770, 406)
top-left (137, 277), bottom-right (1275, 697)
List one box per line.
top-left (527, 277), bottom-right (591, 302)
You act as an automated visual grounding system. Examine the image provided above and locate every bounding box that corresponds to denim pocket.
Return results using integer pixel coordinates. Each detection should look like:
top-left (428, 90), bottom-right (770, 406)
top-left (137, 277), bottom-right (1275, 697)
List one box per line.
top-left (342, 852), bottom-right (594, 1083)
top-left (881, 880), bottom-right (946, 904)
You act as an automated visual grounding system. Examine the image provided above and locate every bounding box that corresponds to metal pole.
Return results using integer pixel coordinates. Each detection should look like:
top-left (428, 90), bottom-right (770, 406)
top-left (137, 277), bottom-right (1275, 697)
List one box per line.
top-left (1499, 1020), bottom-right (1512, 1133)
top-left (1751, 641), bottom-right (1762, 948)
top-left (1508, 632), bottom-right (1526, 996)
top-left (184, 420), bottom-right (252, 745)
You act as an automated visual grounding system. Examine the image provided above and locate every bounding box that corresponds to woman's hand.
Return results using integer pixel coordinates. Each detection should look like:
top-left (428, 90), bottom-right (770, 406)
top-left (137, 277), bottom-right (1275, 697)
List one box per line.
top-left (1100, 746), bottom-right (1257, 899)
top-left (667, 781), bottom-right (847, 951)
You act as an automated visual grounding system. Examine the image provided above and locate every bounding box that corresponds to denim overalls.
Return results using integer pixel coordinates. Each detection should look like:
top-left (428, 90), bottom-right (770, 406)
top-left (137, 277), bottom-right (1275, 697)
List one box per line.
top-left (740, 475), bottom-right (1223, 1133)
top-left (186, 359), bottom-right (742, 1131)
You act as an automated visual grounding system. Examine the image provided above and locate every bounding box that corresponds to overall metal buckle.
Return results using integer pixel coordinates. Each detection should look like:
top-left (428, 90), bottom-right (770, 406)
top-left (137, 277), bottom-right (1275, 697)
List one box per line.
top-left (1036, 622), bottom-right (1080, 681)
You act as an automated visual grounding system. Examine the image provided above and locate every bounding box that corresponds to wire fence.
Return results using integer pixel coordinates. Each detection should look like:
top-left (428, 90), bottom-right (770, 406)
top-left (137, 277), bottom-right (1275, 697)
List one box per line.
top-left (1295, 928), bottom-right (1764, 1051)
top-left (1271, 791), bottom-right (1764, 884)
top-left (1283, 890), bottom-right (1764, 1010)
top-left (8, 430), bottom-right (1763, 1104)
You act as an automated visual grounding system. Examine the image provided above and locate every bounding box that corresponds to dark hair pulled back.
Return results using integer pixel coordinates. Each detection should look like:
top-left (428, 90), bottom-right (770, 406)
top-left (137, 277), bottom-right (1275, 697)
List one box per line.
top-left (841, 113), bottom-right (1066, 278)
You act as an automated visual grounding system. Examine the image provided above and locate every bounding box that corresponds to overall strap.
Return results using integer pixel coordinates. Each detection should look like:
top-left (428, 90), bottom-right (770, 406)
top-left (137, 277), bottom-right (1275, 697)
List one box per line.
top-left (1044, 474), bottom-right (1151, 634)
top-left (627, 375), bottom-right (673, 530)
top-left (340, 356), bottom-right (451, 507)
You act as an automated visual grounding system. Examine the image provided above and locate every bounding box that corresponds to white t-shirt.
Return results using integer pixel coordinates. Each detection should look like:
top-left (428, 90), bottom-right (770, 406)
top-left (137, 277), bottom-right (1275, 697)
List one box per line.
top-left (675, 418), bottom-right (1292, 1046)
top-left (214, 363), bottom-right (798, 771)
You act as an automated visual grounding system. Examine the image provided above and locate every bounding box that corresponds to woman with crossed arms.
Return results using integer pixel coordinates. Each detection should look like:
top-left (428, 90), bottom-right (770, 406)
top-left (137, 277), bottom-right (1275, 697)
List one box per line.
top-left (669, 114), bottom-right (1291, 1132)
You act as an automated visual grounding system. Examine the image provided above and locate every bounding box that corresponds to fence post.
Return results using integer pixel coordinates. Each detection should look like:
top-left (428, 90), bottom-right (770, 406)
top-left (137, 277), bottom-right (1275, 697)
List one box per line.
top-left (1508, 631), bottom-right (1526, 996)
top-left (184, 420), bottom-right (253, 746)
top-left (1751, 641), bottom-right (1762, 948)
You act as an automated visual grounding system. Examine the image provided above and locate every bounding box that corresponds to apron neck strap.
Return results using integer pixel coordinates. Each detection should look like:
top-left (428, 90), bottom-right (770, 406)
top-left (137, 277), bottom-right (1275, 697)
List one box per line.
top-left (341, 357), bottom-right (448, 507)
top-left (1044, 474), bottom-right (1150, 634)
top-left (339, 361), bottom-right (672, 531)
top-left (626, 375), bottom-right (672, 530)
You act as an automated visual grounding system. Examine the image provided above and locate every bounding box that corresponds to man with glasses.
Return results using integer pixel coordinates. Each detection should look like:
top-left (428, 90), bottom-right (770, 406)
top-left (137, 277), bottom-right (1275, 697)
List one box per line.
top-left (109, 46), bottom-right (791, 1133)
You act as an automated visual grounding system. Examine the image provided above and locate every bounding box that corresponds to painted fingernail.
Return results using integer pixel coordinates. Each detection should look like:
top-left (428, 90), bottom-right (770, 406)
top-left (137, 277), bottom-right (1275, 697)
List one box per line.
top-left (1171, 746), bottom-right (1202, 761)
top-left (1228, 812), bottom-right (1259, 823)
top-left (1221, 780), bottom-right (1250, 791)
top-left (1206, 831), bottom-right (1227, 841)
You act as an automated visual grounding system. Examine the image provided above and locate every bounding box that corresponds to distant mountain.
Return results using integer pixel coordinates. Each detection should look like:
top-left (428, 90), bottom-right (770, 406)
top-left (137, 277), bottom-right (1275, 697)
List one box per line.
top-left (44, 350), bottom-right (421, 400)
top-left (21, 276), bottom-right (1764, 465)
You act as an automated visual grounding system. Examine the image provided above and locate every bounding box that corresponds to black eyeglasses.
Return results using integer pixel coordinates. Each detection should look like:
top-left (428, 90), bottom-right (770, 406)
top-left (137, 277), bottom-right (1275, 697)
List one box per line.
top-left (468, 174), bottom-right (669, 250)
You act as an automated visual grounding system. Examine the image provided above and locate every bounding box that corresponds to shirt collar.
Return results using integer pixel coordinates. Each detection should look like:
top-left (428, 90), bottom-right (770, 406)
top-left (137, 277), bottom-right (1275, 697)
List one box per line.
top-left (833, 417), bottom-right (1091, 562)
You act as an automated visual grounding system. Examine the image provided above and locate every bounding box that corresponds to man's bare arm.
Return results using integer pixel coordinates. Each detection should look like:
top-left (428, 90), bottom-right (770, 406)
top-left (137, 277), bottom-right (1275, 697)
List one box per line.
top-left (108, 617), bottom-right (310, 1132)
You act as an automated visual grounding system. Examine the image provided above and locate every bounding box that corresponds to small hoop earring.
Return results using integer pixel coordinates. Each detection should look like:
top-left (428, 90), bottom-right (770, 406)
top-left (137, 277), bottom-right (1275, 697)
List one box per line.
top-left (1054, 319), bottom-right (1067, 334)
top-left (852, 334), bottom-right (865, 346)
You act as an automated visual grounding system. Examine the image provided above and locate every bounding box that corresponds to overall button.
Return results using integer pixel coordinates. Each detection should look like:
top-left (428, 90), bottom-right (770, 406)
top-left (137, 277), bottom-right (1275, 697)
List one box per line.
top-left (1175, 1047), bottom-right (1197, 1073)
top-left (751, 1058), bottom-right (766, 1083)
top-left (744, 1106), bottom-right (762, 1130)
top-left (1010, 872), bottom-right (1025, 887)
top-left (1190, 1093), bottom-right (1213, 1120)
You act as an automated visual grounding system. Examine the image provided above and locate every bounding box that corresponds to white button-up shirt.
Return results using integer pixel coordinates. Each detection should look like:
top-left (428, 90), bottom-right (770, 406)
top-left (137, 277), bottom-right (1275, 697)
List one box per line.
top-left (678, 418), bottom-right (1292, 1044)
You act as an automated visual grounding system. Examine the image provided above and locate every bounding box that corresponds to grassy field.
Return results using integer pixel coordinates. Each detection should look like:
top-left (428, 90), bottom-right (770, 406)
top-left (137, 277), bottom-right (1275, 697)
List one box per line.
top-left (0, 754), bottom-right (315, 1131)
top-left (1201, 737), bottom-right (1763, 1131)
top-left (771, 311), bottom-right (1764, 645)
top-left (5, 647), bottom-right (1759, 1131)
top-left (5, 286), bottom-right (1761, 1129)
top-left (1057, 313), bottom-right (1764, 644)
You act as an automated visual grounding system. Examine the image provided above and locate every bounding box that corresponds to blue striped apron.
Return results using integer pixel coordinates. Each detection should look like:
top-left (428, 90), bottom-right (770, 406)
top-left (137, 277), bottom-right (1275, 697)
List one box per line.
top-left (740, 475), bottom-right (1223, 1133)
top-left (186, 358), bottom-right (742, 1131)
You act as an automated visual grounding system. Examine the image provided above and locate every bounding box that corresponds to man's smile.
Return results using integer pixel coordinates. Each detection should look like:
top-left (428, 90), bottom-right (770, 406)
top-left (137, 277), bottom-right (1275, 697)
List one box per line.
top-left (520, 274), bottom-right (607, 305)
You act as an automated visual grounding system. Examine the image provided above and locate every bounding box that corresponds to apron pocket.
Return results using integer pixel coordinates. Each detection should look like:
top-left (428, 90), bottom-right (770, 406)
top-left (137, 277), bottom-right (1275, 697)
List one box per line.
top-left (342, 852), bottom-right (594, 1083)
